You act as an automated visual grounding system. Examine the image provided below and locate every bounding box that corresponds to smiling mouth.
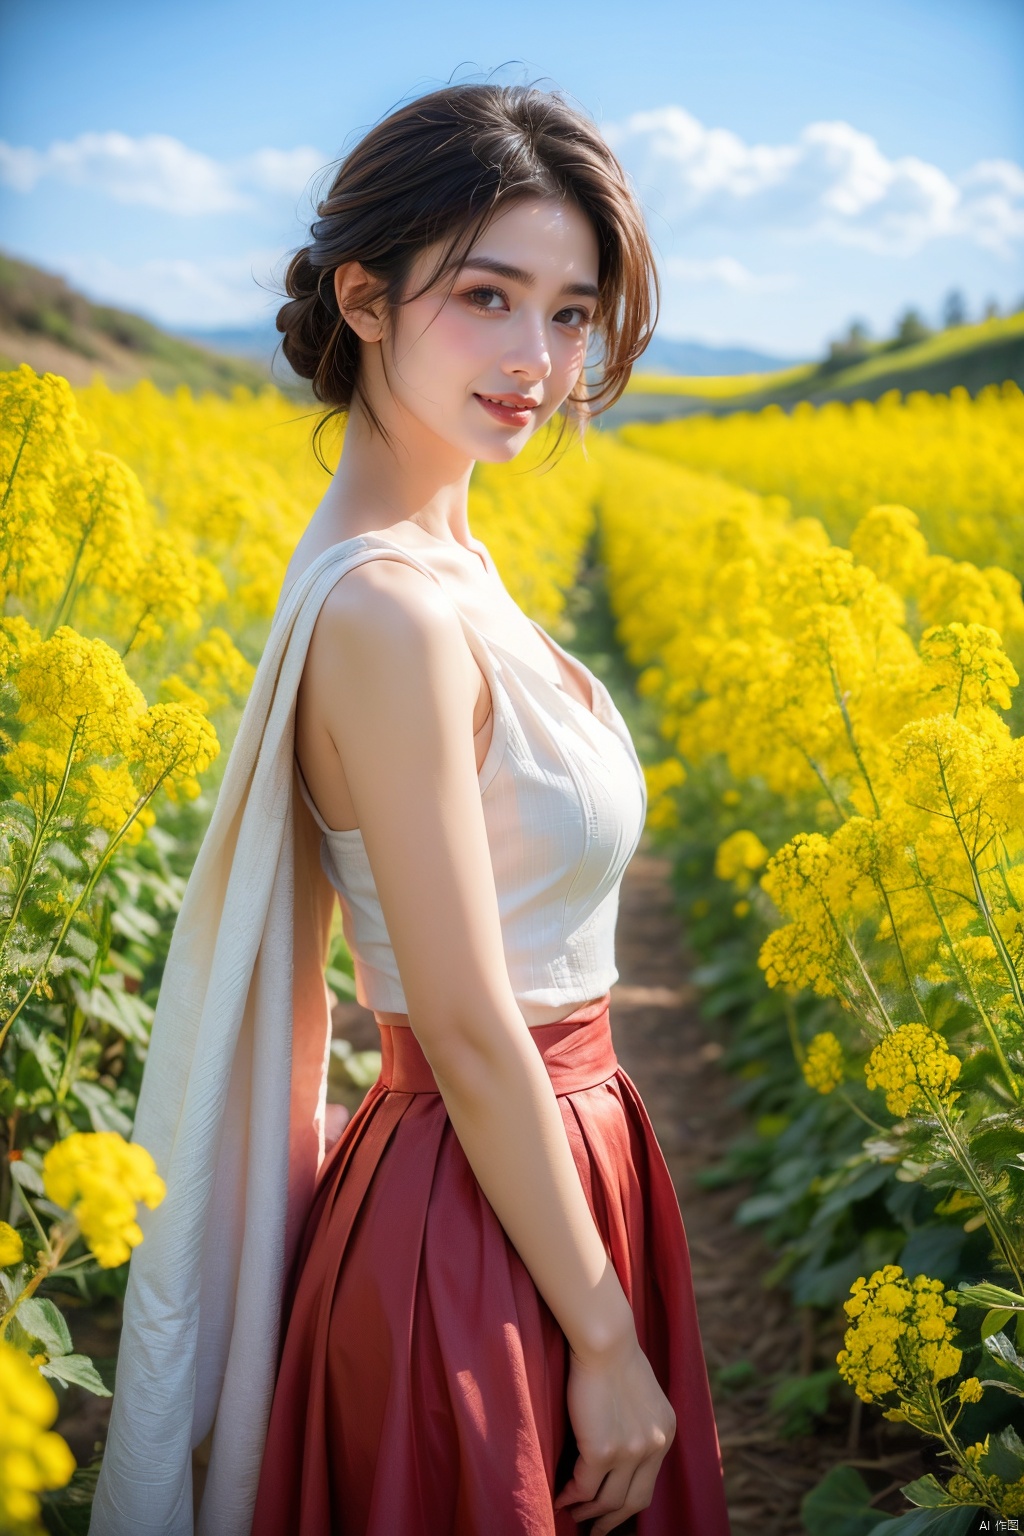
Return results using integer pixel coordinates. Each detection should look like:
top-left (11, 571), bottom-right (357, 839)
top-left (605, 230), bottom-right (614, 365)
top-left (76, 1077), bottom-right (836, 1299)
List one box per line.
top-left (474, 394), bottom-right (540, 420)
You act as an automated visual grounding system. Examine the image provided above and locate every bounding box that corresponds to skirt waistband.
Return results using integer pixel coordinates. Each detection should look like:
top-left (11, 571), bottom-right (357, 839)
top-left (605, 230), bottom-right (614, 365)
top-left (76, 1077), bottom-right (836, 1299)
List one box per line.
top-left (377, 992), bottom-right (617, 1097)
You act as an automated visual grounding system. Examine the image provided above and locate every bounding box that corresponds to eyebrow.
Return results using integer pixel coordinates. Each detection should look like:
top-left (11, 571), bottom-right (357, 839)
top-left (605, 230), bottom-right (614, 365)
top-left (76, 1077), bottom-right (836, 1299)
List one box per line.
top-left (460, 256), bottom-right (600, 301)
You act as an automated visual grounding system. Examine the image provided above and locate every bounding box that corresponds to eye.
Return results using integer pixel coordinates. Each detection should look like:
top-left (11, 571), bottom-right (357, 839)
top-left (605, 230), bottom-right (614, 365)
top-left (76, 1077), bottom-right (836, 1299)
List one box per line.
top-left (464, 286), bottom-right (508, 312)
top-left (554, 305), bottom-right (593, 330)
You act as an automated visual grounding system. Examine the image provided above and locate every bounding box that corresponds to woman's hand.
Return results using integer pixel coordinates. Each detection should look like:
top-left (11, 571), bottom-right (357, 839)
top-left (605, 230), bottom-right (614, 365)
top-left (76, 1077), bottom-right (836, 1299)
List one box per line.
top-left (553, 1333), bottom-right (676, 1534)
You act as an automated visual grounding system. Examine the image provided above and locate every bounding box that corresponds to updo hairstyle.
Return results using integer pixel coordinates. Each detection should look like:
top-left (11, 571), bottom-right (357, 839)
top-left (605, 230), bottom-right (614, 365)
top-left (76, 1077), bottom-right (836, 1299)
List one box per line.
top-left (276, 82), bottom-right (658, 445)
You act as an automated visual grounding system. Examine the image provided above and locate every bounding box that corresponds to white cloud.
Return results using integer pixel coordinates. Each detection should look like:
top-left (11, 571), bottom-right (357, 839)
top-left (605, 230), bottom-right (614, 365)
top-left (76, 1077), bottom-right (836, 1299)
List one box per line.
top-left (53, 250), bottom-right (287, 327)
top-left (605, 107), bottom-right (1024, 257)
top-left (0, 132), bottom-right (325, 216)
top-left (664, 255), bottom-right (795, 291)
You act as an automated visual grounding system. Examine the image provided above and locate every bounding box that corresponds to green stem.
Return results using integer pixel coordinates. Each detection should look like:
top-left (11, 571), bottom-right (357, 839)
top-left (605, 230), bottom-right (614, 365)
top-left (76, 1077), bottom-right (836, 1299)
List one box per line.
top-left (935, 769), bottom-right (1024, 1094)
top-left (907, 845), bottom-right (1019, 1102)
top-left (840, 929), bottom-right (898, 1032)
top-left (0, 405), bottom-right (39, 599)
top-left (0, 769), bottom-right (171, 1050)
top-left (828, 657), bottom-right (881, 816)
top-left (45, 490), bottom-right (101, 637)
top-left (931, 1095), bottom-right (1024, 1290)
top-left (0, 722), bottom-right (83, 960)
top-left (837, 1088), bottom-right (890, 1135)
top-left (0, 1221), bottom-right (74, 1336)
top-left (795, 743), bottom-right (848, 822)
top-left (15, 1189), bottom-right (52, 1255)
top-left (875, 877), bottom-right (930, 1026)
top-left (924, 1382), bottom-right (993, 1507)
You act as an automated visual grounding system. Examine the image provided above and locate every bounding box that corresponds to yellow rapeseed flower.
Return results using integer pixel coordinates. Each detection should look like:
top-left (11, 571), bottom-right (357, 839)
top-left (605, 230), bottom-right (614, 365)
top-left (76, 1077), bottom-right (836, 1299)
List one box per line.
top-left (864, 1022), bottom-right (961, 1118)
top-left (42, 1130), bottom-right (166, 1269)
top-left (802, 1032), bottom-right (844, 1094)
top-left (837, 1266), bottom-right (961, 1404)
top-left (0, 1221), bottom-right (24, 1267)
top-left (16, 626), bottom-right (146, 758)
top-left (715, 829), bottom-right (770, 892)
top-left (131, 701), bottom-right (220, 802)
top-left (0, 1337), bottom-right (76, 1531)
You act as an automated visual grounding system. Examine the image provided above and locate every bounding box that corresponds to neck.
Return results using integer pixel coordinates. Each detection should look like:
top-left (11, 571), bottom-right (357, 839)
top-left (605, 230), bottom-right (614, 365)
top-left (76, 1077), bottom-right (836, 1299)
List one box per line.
top-left (321, 382), bottom-right (476, 548)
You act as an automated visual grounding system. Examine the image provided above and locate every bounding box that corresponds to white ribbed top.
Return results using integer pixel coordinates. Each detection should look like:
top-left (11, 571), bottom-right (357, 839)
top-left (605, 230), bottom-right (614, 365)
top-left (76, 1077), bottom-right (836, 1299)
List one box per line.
top-left (294, 533), bottom-right (647, 1021)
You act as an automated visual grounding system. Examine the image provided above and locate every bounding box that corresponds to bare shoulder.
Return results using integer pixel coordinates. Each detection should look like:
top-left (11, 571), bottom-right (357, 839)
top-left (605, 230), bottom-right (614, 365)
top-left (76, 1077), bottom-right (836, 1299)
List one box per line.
top-left (301, 555), bottom-right (477, 730)
top-left (311, 555), bottom-right (462, 661)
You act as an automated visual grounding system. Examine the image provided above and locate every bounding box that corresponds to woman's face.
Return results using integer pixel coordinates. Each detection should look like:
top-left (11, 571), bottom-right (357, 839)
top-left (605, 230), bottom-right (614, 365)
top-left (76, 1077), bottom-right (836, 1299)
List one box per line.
top-left (379, 196), bottom-right (600, 463)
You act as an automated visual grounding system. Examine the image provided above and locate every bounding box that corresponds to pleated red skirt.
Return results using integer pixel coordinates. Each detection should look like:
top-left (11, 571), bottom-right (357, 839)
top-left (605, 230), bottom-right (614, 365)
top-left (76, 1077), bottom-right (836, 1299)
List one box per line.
top-left (251, 993), bottom-right (730, 1535)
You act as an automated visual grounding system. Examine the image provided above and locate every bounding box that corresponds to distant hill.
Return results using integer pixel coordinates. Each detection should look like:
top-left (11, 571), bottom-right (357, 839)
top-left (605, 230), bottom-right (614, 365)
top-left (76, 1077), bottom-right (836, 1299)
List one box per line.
top-left (0, 251), bottom-right (272, 394)
top-left (634, 335), bottom-right (804, 377)
top-left (613, 311), bottom-right (1024, 423)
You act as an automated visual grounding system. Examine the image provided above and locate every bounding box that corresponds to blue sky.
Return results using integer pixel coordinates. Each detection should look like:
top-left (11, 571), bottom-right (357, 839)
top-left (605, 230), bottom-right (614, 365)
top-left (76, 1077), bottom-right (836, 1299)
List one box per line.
top-left (1, 0), bottom-right (1021, 356)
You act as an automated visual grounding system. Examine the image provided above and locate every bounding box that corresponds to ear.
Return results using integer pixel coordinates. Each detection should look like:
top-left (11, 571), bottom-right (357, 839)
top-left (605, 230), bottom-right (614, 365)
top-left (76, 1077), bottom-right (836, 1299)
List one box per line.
top-left (333, 262), bottom-right (386, 343)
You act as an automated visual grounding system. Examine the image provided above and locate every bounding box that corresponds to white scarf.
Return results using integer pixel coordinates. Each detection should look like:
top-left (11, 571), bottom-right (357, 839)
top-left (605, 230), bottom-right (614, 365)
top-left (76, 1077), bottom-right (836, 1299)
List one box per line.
top-left (89, 539), bottom-right (388, 1535)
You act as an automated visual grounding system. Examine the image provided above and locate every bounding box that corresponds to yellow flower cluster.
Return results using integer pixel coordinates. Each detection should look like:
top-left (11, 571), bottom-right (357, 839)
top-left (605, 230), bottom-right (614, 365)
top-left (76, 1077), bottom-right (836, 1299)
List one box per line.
top-left (864, 1023), bottom-right (962, 1118)
top-left (42, 1130), bottom-right (166, 1268)
top-left (132, 702), bottom-right (220, 802)
top-left (947, 1441), bottom-right (1024, 1518)
top-left (72, 373), bottom-right (598, 642)
top-left (15, 626), bottom-right (146, 758)
top-left (622, 382), bottom-right (1024, 573)
top-left (599, 435), bottom-right (1024, 1086)
top-left (643, 757), bottom-right (688, 832)
top-left (0, 1338), bottom-right (76, 1532)
top-left (837, 1266), bottom-right (961, 1403)
top-left (802, 1031), bottom-right (844, 1094)
top-left (714, 830), bottom-right (770, 892)
top-left (0, 1220), bottom-right (24, 1267)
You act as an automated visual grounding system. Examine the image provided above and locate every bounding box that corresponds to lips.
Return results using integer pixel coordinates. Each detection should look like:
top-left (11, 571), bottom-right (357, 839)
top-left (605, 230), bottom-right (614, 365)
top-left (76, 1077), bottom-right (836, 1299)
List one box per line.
top-left (474, 393), bottom-right (540, 426)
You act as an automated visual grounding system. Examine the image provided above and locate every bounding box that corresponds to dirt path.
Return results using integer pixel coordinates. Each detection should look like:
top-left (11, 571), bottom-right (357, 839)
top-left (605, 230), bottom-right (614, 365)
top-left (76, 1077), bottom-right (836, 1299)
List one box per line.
top-left (605, 835), bottom-right (924, 1536)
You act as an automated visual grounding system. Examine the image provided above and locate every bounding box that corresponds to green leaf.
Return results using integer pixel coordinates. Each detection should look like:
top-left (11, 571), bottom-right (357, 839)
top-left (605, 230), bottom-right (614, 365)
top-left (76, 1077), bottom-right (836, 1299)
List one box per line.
top-left (40, 1351), bottom-right (111, 1396)
top-left (897, 1224), bottom-right (966, 1283)
top-left (967, 1122), bottom-right (1024, 1168)
top-left (801, 1466), bottom-right (892, 1536)
top-left (869, 1506), bottom-right (979, 1536)
top-left (980, 1330), bottom-right (1024, 1396)
top-left (958, 1281), bottom-right (1024, 1311)
top-left (72, 1078), bottom-right (134, 1135)
top-left (8, 1157), bottom-right (45, 1197)
top-left (979, 1424), bottom-right (1024, 1483)
top-left (15, 1297), bottom-right (73, 1357)
top-left (984, 1330), bottom-right (1024, 1371)
top-left (981, 1307), bottom-right (1016, 1339)
top-left (899, 1476), bottom-right (950, 1509)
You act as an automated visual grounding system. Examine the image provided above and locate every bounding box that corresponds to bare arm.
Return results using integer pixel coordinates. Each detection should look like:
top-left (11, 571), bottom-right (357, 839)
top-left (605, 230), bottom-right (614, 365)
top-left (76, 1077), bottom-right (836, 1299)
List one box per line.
top-left (300, 560), bottom-right (677, 1531)
top-left (298, 560), bottom-right (635, 1363)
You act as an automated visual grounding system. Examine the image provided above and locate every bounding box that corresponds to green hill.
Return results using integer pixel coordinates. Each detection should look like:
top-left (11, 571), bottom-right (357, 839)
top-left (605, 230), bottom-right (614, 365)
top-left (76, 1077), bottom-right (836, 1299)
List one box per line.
top-left (0, 251), bottom-right (272, 395)
top-left (616, 311), bottom-right (1024, 423)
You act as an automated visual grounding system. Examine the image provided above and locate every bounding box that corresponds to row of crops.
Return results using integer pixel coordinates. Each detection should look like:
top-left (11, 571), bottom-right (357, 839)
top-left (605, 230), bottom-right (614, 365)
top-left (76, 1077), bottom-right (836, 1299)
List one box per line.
top-left (2, 364), bottom-right (1023, 1531)
top-left (605, 385), bottom-right (1024, 1532)
top-left (0, 365), bottom-right (598, 1531)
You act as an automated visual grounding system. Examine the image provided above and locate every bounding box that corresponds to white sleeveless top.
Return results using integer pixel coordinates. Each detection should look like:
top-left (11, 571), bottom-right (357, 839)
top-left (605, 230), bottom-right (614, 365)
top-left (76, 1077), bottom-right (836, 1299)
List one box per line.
top-left (294, 533), bottom-right (647, 1022)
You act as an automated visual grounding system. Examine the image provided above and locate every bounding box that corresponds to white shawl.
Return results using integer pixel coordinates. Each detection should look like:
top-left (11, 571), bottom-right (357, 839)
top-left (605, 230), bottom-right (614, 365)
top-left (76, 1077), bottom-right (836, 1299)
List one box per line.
top-left (89, 539), bottom-right (391, 1536)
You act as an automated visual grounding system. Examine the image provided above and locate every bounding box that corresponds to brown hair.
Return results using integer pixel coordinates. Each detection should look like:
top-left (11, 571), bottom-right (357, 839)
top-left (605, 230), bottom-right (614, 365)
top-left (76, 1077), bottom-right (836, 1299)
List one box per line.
top-left (276, 81), bottom-right (658, 453)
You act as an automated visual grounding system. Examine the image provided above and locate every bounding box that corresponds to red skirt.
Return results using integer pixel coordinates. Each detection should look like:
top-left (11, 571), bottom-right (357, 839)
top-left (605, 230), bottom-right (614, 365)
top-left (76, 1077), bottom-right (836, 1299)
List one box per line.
top-left (251, 994), bottom-right (730, 1535)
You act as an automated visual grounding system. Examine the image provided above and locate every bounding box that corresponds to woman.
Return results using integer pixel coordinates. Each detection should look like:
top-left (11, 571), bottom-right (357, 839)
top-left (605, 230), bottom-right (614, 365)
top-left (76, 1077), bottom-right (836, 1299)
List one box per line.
top-left (90, 83), bottom-right (728, 1536)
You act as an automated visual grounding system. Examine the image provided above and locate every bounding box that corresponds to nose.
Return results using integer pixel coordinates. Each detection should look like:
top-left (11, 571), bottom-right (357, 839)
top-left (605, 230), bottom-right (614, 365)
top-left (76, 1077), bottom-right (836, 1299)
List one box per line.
top-left (502, 308), bottom-right (552, 383)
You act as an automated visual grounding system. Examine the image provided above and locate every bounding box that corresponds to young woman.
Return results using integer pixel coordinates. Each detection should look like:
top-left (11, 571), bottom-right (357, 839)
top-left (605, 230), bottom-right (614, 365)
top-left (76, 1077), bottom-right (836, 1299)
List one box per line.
top-left (89, 83), bottom-right (729, 1536)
